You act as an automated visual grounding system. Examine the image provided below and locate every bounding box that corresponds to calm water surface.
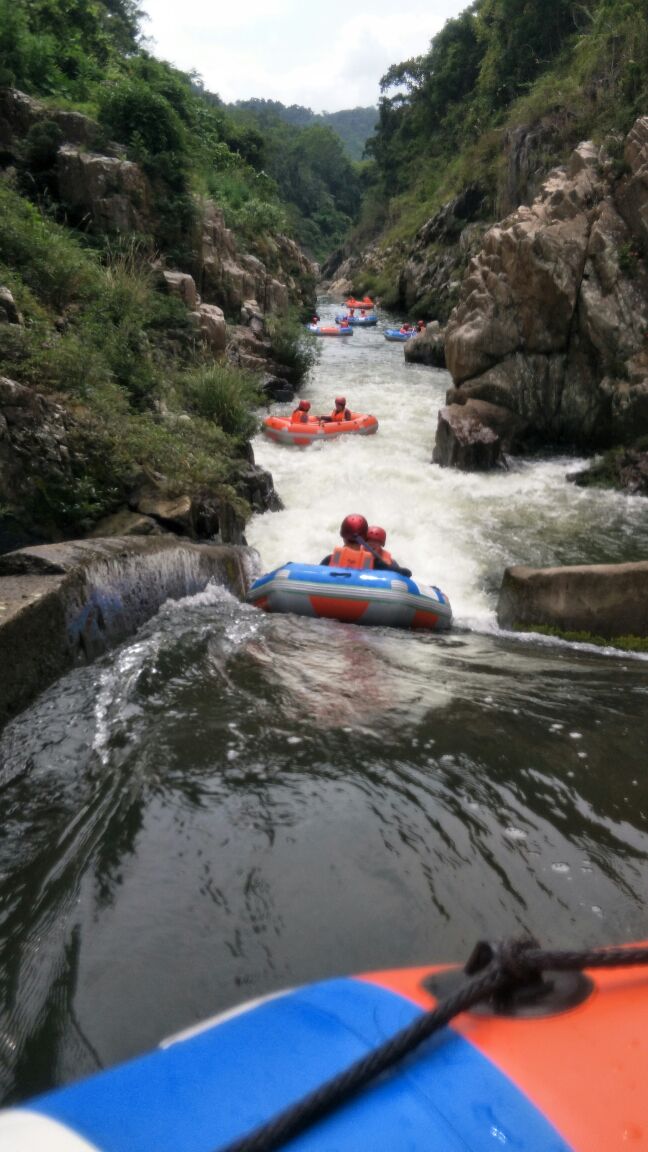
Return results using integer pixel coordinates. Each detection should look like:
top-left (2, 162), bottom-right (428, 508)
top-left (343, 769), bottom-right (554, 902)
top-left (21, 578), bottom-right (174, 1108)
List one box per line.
top-left (1, 298), bottom-right (648, 1103)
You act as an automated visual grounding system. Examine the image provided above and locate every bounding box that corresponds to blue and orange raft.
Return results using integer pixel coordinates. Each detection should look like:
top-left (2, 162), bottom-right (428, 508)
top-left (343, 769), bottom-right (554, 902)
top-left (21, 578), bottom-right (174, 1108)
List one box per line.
top-left (247, 562), bottom-right (452, 630)
top-left (2, 952), bottom-right (647, 1150)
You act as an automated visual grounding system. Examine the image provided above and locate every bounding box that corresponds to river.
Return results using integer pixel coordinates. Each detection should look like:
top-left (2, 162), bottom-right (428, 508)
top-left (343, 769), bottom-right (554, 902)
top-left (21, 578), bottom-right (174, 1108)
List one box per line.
top-left (1, 297), bottom-right (648, 1104)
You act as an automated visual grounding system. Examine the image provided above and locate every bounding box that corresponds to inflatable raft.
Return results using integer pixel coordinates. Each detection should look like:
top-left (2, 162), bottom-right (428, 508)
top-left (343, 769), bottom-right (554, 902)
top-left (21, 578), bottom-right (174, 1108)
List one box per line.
top-left (335, 313), bottom-right (378, 327)
top-left (262, 412), bottom-right (378, 446)
top-left (306, 323), bottom-right (353, 337)
top-left (3, 947), bottom-right (647, 1151)
top-left (247, 562), bottom-right (452, 629)
top-left (345, 296), bottom-right (375, 309)
top-left (384, 328), bottom-right (415, 342)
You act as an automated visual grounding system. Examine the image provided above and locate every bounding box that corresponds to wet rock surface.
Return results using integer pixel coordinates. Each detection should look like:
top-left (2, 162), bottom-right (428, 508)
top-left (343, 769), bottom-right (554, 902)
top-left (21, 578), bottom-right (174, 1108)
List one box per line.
top-left (433, 398), bottom-right (525, 470)
top-left (0, 536), bottom-right (257, 726)
top-left (404, 321), bottom-right (446, 367)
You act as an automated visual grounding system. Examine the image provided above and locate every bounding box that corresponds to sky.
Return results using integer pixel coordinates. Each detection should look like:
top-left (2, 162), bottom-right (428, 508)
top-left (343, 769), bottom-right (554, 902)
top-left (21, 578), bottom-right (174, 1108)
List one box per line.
top-left (139, 0), bottom-right (469, 112)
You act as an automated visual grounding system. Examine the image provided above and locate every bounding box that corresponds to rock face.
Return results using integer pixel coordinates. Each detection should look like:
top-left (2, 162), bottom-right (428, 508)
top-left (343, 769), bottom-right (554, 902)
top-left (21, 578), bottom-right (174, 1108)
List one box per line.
top-left (440, 125), bottom-right (648, 465)
top-left (0, 537), bottom-right (257, 725)
top-left (192, 201), bottom-right (315, 318)
top-left (404, 321), bottom-right (446, 367)
top-left (497, 562), bottom-right (648, 640)
top-left (57, 144), bottom-right (152, 234)
top-left (0, 87), bottom-right (103, 162)
top-left (433, 398), bottom-right (526, 470)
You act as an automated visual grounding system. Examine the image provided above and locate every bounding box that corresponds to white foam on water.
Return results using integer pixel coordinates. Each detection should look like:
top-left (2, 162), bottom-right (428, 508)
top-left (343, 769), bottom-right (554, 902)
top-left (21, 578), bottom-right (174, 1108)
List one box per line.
top-left (248, 297), bottom-right (648, 636)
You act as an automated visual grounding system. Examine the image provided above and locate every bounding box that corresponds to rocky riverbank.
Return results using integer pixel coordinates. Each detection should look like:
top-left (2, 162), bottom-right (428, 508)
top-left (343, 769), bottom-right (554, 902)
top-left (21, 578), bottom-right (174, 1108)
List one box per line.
top-left (0, 536), bottom-right (257, 727)
top-left (0, 87), bottom-right (318, 555)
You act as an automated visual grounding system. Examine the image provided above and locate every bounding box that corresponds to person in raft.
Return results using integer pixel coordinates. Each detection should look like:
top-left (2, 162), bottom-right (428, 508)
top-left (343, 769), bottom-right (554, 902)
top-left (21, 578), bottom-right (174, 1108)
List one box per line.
top-left (320, 515), bottom-right (412, 575)
top-left (417, 319), bottom-right (426, 332)
top-left (399, 322), bottom-right (412, 334)
top-left (291, 399), bottom-right (311, 423)
top-left (321, 396), bottom-right (352, 423)
top-left (366, 525), bottom-right (412, 576)
top-left (339, 317), bottom-right (350, 329)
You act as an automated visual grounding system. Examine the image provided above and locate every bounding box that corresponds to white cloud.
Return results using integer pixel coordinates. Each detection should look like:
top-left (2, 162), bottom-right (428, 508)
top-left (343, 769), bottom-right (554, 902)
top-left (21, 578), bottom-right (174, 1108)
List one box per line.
top-left (141, 0), bottom-right (470, 110)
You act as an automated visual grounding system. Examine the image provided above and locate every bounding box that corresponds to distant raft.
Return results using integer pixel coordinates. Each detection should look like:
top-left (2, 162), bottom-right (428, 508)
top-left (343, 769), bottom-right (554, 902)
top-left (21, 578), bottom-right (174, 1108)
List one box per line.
top-left (384, 328), bottom-right (415, 342)
top-left (335, 313), bottom-right (378, 327)
top-left (248, 562), bottom-right (452, 631)
top-left (305, 323), bottom-right (353, 337)
top-left (345, 296), bottom-right (375, 309)
top-left (262, 412), bottom-right (378, 446)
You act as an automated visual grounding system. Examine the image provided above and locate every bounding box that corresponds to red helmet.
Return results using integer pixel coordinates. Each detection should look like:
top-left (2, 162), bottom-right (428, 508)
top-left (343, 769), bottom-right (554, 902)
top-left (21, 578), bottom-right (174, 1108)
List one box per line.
top-left (335, 396), bottom-right (346, 407)
top-left (340, 513), bottom-right (368, 542)
top-left (367, 525), bottom-right (386, 546)
top-left (298, 399), bottom-right (311, 411)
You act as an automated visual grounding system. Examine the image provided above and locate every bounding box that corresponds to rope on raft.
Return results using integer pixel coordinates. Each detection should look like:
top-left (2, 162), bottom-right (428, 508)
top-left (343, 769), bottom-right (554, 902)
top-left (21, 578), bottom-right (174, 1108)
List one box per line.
top-left (215, 937), bottom-right (648, 1152)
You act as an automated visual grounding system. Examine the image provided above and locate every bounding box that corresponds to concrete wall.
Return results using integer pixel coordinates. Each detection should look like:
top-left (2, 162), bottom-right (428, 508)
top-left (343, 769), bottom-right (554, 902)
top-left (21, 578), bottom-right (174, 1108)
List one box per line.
top-left (0, 537), bottom-right (258, 727)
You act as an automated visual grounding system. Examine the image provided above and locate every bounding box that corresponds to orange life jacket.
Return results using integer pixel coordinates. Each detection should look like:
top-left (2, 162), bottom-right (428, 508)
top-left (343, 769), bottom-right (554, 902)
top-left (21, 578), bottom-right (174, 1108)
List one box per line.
top-left (330, 408), bottom-right (350, 422)
top-left (291, 409), bottom-right (309, 423)
top-left (375, 546), bottom-right (393, 565)
top-left (330, 546), bottom-right (374, 570)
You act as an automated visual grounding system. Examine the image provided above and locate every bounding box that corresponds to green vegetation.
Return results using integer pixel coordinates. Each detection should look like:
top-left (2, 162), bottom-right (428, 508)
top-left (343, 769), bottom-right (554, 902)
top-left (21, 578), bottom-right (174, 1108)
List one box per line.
top-left (0, 178), bottom-right (260, 537)
top-left (236, 99), bottom-right (378, 163)
top-left (520, 624), bottom-right (648, 654)
top-left (356, 0), bottom-right (648, 299)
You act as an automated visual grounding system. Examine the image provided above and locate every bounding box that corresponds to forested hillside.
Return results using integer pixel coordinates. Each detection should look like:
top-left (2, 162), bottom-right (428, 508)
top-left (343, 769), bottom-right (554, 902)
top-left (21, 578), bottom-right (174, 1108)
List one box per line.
top-left (236, 99), bottom-right (377, 162)
top-left (0, 0), bottom-right (328, 549)
top-left (0, 0), bottom-right (360, 261)
top-left (340, 0), bottom-right (648, 309)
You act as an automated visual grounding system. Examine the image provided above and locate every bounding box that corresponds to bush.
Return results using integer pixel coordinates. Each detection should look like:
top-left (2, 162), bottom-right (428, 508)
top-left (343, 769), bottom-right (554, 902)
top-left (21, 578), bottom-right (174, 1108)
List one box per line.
top-left (180, 364), bottom-right (263, 438)
top-left (266, 312), bottom-right (318, 384)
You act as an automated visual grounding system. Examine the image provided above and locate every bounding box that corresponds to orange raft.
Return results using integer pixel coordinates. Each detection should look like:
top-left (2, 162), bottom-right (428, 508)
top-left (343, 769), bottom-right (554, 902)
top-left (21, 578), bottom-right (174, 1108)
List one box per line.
top-left (345, 296), bottom-right (374, 309)
top-left (262, 411), bottom-right (378, 446)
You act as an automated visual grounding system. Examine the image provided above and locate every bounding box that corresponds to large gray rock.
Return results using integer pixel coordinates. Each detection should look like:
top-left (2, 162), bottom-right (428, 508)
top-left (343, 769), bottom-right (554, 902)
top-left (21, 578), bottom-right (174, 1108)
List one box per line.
top-left (0, 537), bottom-right (257, 725)
top-left (433, 399), bottom-right (525, 470)
top-left (404, 322), bottom-right (446, 367)
top-left (0, 286), bottom-right (22, 325)
top-left (56, 145), bottom-right (151, 234)
top-left (497, 562), bottom-right (648, 639)
top-left (438, 126), bottom-right (648, 467)
top-left (198, 303), bottom-right (227, 352)
top-left (163, 270), bottom-right (199, 310)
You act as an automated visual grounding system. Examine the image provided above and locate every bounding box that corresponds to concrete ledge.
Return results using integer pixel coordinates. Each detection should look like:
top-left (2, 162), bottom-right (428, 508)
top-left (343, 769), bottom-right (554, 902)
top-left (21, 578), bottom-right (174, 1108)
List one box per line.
top-left (0, 537), bottom-right (257, 726)
top-left (497, 562), bottom-right (648, 639)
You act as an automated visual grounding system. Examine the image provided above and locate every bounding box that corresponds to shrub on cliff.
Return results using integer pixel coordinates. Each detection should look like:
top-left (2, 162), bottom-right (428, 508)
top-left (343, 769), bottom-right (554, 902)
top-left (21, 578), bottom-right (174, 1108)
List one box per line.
top-left (266, 313), bottom-right (318, 385)
top-left (180, 365), bottom-right (263, 439)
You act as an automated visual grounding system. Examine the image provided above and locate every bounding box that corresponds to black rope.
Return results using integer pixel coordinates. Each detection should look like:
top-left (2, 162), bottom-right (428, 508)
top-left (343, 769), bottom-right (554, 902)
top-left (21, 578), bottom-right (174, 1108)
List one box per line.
top-left (215, 939), bottom-right (648, 1152)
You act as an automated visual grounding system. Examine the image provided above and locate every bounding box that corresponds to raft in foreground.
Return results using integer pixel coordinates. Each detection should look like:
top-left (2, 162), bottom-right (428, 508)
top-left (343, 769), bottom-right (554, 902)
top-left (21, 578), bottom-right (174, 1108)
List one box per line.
top-left (2, 950), bottom-right (647, 1150)
top-left (262, 412), bottom-right (378, 446)
top-left (247, 562), bottom-right (452, 630)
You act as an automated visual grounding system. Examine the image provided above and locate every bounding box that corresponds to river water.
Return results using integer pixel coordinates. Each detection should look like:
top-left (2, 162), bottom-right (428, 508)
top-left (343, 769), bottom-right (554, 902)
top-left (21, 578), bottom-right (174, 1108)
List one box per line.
top-left (1, 297), bottom-right (648, 1104)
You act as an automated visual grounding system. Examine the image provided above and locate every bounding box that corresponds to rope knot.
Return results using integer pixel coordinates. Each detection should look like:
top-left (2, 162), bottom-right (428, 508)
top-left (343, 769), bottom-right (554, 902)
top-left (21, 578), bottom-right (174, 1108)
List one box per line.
top-left (464, 935), bottom-right (541, 982)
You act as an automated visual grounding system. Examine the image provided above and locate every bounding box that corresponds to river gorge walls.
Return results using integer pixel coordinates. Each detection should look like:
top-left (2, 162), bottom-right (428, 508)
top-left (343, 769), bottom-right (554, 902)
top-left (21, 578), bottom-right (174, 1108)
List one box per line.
top-left (0, 536), bottom-right (257, 727)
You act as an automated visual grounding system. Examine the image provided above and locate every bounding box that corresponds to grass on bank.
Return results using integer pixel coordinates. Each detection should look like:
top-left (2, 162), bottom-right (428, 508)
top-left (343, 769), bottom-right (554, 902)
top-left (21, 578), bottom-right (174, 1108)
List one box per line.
top-left (519, 624), bottom-right (648, 654)
top-left (0, 178), bottom-right (282, 536)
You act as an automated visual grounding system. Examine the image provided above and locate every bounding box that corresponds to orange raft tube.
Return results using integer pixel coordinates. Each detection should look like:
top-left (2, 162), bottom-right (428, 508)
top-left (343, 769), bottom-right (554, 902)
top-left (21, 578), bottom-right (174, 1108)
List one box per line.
top-left (345, 296), bottom-right (374, 309)
top-left (262, 411), bottom-right (378, 446)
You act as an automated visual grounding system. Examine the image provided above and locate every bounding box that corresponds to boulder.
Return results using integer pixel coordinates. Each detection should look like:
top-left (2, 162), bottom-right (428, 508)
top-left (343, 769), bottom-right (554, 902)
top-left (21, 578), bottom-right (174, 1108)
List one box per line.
top-left (0, 287), bottom-right (22, 325)
top-left (433, 399), bottom-right (524, 470)
top-left (497, 562), bottom-right (648, 640)
top-left (198, 303), bottom-right (227, 352)
top-left (89, 510), bottom-right (162, 537)
top-left (56, 145), bottom-right (151, 234)
top-left (163, 271), bottom-right (199, 310)
top-left (404, 321), bottom-right (446, 367)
